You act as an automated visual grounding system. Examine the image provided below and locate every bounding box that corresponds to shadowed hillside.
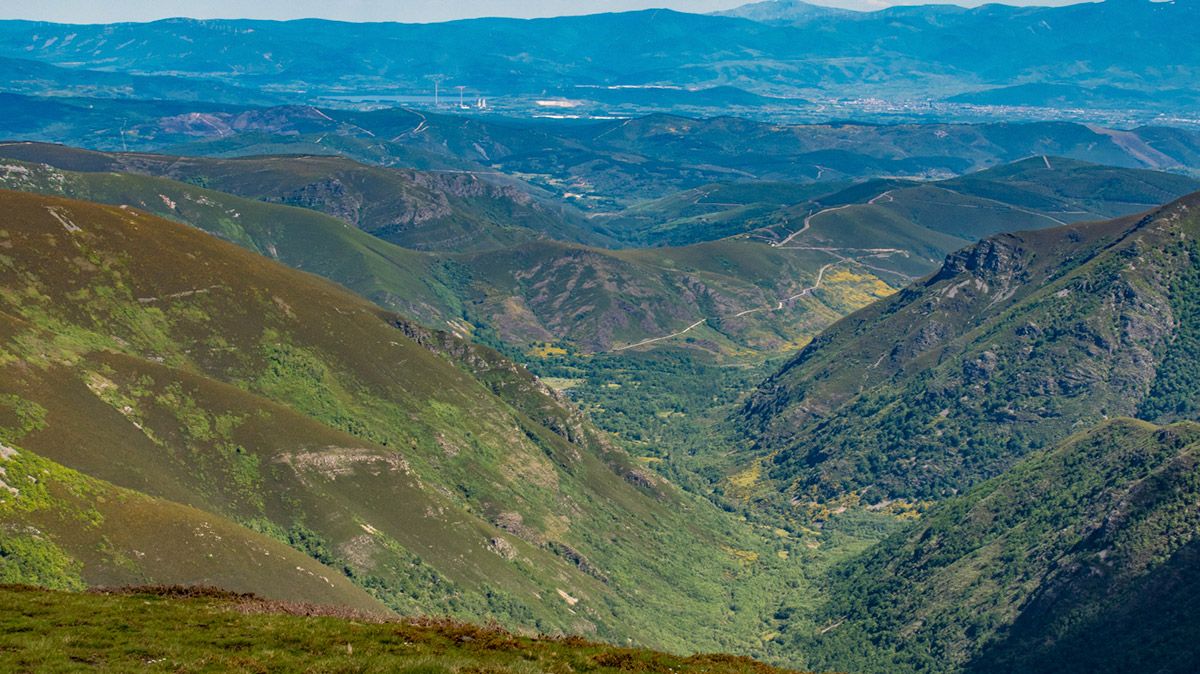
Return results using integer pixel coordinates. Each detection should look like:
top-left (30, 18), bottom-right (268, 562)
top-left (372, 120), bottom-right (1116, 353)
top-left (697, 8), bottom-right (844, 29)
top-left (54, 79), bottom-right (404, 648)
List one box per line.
top-left (742, 190), bottom-right (1200, 502)
top-left (794, 419), bottom-right (1200, 674)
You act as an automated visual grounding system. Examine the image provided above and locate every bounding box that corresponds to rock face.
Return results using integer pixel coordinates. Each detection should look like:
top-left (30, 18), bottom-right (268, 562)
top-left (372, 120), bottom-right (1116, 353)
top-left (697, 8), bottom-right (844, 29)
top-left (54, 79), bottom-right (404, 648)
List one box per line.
top-left (260, 168), bottom-right (560, 251)
top-left (741, 195), bottom-right (1200, 500)
top-left (930, 233), bottom-right (1027, 283)
top-left (278, 178), bottom-right (367, 225)
top-left (277, 172), bottom-right (540, 236)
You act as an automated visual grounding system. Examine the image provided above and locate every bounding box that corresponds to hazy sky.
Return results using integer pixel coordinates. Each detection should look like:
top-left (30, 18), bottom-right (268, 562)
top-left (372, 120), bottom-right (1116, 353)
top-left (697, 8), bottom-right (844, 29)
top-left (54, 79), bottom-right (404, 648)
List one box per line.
top-left (0, 0), bottom-right (1097, 24)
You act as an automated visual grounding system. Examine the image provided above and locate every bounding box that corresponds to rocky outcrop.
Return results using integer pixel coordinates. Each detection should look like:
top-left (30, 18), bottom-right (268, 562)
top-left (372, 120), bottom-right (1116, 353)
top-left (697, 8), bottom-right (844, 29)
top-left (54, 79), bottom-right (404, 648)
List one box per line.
top-left (929, 234), bottom-right (1027, 285)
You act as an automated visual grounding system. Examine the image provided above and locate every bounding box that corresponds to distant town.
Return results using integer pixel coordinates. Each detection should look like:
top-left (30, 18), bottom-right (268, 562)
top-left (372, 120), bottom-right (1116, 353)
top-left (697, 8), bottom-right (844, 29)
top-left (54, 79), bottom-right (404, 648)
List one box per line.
top-left (318, 86), bottom-right (1200, 129)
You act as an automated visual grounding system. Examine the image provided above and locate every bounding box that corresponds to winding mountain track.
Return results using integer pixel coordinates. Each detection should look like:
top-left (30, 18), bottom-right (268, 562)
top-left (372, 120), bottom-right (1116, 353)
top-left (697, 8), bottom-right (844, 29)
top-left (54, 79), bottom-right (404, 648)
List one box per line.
top-left (612, 319), bottom-right (709, 352)
top-left (611, 262), bottom-right (837, 351)
top-left (774, 188), bottom-right (895, 248)
top-left (730, 263), bottom-right (836, 319)
top-left (609, 189), bottom-right (908, 352)
top-left (390, 108), bottom-right (429, 141)
top-left (868, 189), bottom-right (895, 205)
top-left (774, 203), bottom-right (854, 247)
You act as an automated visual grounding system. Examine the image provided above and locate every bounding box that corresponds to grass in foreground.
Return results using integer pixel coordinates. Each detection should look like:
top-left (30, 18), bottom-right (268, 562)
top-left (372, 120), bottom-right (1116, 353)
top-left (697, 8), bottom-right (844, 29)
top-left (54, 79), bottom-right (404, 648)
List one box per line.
top-left (0, 585), bottom-right (801, 673)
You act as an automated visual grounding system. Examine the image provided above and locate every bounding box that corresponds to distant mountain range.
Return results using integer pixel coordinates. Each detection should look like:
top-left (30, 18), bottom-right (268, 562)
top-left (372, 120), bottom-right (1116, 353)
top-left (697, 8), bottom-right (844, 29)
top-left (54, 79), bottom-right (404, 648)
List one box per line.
top-left (715, 0), bottom-right (855, 24)
top-left (0, 0), bottom-right (1195, 114)
top-left (4, 93), bottom-right (1200, 215)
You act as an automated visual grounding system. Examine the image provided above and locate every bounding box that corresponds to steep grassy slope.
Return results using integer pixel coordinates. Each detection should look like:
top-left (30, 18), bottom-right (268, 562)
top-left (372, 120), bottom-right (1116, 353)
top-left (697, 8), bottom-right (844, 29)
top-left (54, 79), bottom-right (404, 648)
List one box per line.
top-left (0, 152), bottom-right (461, 325)
top-left (792, 419), bottom-right (1200, 674)
top-left (0, 436), bottom-right (384, 612)
top-left (742, 191), bottom-right (1200, 502)
top-left (0, 585), bottom-right (801, 673)
top-left (0, 189), bottom-right (803, 653)
top-left (0, 142), bottom-right (605, 251)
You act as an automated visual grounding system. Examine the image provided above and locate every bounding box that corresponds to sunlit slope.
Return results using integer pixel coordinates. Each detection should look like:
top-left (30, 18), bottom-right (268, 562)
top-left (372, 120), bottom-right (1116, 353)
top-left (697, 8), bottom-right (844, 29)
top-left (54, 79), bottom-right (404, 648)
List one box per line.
top-left (0, 153), bottom-right (458, 324)
top-left (0, 434), bottom-right (385, 611)
top-left (0, 585), bottom-right (804, 674)
top-left (461, 237), bottom-right (895, 353)
top-left (606, 157), bottom-right (1200, 260)
top-left (0, 153), bottom-right (895, 355)
top-left (0, 190), bottom-right (788, 650)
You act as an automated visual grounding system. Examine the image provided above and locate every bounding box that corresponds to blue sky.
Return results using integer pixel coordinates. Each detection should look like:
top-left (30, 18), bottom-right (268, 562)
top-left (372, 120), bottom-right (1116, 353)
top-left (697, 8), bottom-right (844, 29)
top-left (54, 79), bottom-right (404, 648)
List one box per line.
top-left (0, 0), bottom-right (1095, 24)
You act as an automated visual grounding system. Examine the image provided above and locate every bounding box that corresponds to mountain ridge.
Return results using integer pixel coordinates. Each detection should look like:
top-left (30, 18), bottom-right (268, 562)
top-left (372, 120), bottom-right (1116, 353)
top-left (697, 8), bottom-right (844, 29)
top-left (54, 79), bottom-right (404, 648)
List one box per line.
top-left (741, 189), bottom-right (1200, 501)
top-left (0, 0), bottom-right (1195, 110)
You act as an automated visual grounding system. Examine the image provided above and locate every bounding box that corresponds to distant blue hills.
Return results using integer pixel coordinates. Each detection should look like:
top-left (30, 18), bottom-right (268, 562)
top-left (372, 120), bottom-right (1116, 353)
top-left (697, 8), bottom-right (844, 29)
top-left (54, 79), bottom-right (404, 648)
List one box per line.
top-left (0, 0), bottom-right (1193, 112)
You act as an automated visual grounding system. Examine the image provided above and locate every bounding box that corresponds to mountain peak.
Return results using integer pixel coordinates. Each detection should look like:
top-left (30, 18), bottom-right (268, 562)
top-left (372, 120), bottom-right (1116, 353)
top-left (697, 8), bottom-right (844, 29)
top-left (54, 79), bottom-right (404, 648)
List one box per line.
top-left (714, 0), bottom-right (854, 23)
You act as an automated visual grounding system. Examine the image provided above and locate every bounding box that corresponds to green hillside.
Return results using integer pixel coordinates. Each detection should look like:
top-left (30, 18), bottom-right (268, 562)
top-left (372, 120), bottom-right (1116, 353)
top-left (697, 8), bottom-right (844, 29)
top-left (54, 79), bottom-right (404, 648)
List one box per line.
top-left (0, 435), bottom-right (384, 611)
top-left (600, 181), bottom-right (851, 247)
top-left (0, 585), bottom-right (800, 673)
top-left (460, 237), bottom-right (893, 354)
top-left (793, 418), bottom-right (1200, 674)
top-left (604, 157), bottom-right (1200, 261)
top-left (0, 149), bottom-right (894, 355)
top-left (742, 191), bottom-right (1200, 502)
top-left (0, 189), bottom-right (814, 654)
top-left (0, 151), bottom-right (461, 325)
top-left (0, 141), bottom-right (607, 252)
